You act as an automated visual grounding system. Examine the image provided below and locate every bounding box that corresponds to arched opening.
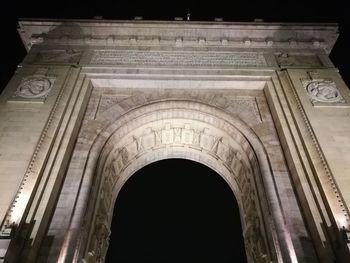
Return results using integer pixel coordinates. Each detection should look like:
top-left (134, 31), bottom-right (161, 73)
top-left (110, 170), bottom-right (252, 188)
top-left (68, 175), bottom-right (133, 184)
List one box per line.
top-left (105, 159), bottom-right (247, 262)
top-left (77, 101), bottom-right (289, 263)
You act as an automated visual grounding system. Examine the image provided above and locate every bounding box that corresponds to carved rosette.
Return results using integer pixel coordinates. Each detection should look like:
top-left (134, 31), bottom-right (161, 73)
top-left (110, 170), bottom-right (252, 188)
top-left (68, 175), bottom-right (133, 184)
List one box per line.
top-left (14, 76), bottom-right (54, 100)
top-left (302, 79), bottom-right (345, 103)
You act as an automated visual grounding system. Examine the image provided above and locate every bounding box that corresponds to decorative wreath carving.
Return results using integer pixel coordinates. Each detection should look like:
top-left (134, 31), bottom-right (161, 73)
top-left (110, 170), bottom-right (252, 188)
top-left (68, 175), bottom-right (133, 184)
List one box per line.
top-left (15, 77), bottom-right (53, 99)
top-left (303, 80), bottom-right (344, 103)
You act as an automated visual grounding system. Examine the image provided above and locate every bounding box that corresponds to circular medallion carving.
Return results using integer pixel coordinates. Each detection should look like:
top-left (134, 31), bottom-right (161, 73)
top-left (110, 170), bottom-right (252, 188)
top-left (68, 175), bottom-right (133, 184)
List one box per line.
top-left (305, 80), bottom-right (343, 103)
top-left (15, 77), bottom-right (52, 99)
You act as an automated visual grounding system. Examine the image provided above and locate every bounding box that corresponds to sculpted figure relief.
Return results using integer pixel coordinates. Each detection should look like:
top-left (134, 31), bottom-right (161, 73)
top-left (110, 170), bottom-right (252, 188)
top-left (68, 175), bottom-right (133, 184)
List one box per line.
top-left (244, 216), bottom-right (269, 263)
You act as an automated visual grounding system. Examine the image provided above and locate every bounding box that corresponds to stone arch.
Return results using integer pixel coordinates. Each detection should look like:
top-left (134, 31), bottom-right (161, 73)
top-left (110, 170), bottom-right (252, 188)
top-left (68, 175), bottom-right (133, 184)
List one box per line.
top-left (76, 100), bottom-right (294, 263)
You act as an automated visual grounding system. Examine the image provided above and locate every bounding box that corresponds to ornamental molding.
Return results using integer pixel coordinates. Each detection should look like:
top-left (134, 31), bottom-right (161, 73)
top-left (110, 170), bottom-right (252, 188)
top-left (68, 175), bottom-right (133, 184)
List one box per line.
top-left (18, 19), bottom-right (338, 53)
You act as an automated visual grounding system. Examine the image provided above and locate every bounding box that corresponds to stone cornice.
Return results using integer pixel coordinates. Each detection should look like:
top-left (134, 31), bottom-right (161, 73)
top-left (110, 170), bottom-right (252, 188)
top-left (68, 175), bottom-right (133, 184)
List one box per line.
top-left (17, 19), bottom-right (339, 54)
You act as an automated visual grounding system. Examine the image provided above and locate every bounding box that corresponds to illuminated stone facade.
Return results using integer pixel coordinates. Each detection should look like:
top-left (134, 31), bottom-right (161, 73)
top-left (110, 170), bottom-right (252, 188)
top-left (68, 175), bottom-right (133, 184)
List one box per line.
top-left (0, 19), bottom-right (350, 262)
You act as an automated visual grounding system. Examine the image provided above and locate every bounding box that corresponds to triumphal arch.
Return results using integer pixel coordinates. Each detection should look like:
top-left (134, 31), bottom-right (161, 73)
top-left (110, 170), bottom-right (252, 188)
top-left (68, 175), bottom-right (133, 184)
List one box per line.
top-left (1, 19), bottom-right (350, 262)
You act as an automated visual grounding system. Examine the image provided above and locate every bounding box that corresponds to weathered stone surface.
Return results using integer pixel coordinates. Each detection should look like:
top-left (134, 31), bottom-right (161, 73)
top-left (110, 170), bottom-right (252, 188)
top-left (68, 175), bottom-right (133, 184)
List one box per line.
top-left (0, 19), bottom-right (349, 263)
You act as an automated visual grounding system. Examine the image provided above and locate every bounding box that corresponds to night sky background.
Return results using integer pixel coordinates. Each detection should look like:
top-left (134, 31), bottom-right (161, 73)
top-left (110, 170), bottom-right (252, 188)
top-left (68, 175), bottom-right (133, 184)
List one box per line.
top-left (0, 1), bottom-right (349, 262)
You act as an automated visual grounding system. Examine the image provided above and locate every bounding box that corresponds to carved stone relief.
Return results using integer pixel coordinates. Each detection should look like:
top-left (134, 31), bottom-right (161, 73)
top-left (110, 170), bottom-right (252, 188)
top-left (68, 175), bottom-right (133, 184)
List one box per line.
top-left (14, 77), bottom-right (52, 99)
top-left (88, 213), bottom-right (110, 263)
top-left (10, 68), bottom-right (56, 102)
top-left (102, 122), bottom-right (255, 217)
top-left (108, 123), bottom-right (249, 177)
top-left (244, 216), bottom-right (269, 263)
top-left (91, 50), bottom-right (267, 67)
top-left (302, 79), bottom-right (345, 103)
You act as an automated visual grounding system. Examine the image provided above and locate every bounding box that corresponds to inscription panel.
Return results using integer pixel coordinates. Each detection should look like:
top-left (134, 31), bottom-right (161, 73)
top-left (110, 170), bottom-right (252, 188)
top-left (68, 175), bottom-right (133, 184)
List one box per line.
top-left (91, 50), bottom-right (267, 67)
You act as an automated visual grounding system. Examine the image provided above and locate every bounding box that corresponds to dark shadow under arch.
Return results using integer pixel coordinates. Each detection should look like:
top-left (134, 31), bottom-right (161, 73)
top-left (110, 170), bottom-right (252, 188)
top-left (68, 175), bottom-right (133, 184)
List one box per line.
top-left (105, 159), bottom-right (247, 263)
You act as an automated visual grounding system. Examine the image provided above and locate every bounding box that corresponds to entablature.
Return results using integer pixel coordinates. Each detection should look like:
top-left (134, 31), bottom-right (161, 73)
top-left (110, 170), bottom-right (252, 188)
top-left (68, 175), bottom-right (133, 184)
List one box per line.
top-left (18, 19), bottom-right (338, 54)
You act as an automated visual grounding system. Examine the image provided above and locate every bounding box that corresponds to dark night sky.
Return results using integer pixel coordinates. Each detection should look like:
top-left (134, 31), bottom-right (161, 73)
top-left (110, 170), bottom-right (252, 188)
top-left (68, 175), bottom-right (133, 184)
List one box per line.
top-left (0, 1), bottom-right (349, 262)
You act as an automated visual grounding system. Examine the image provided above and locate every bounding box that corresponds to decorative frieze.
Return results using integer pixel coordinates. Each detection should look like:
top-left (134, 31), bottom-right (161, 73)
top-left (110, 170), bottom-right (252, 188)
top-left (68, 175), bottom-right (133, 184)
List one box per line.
top-left (90, 50), bottom-right (267, 67)
top-left (108, 123), bottom-right (250, 190)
